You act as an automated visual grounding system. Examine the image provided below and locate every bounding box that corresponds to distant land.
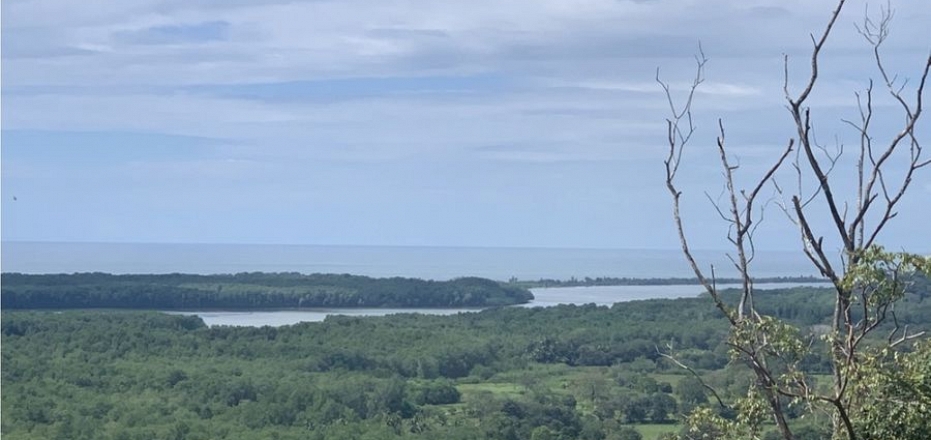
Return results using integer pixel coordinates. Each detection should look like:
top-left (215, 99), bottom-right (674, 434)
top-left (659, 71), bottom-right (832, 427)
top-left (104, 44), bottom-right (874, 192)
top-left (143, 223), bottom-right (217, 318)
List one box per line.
top-left (0, 271), bottom-right (833, 311)
top-left (0, 273), bottom-right (534, 310)
top-left (512, 275), bottom-right (829, 289)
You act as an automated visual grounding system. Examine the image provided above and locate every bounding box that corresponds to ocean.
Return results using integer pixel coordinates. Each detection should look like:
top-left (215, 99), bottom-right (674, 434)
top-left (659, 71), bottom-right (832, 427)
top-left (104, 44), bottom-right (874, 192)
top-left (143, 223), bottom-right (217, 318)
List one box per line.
top-left (0, 241), bottom-right (819, 280)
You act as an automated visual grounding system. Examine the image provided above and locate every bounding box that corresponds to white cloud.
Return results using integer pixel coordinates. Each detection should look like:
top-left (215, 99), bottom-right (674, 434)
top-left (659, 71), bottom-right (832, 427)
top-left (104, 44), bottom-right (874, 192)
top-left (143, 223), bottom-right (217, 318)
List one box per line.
top-left (567, 79), bottom-right (761, 97)
top-left (696, 82), bottom-right (761, 97)
top-left (6, 0), bottom-right (927, 91)
top-left (2, 0), bottom-right (928, 248)
top-left (2, 93), bottom-right (297, 135)
top-left (561, 80), bottom-right (659, 93)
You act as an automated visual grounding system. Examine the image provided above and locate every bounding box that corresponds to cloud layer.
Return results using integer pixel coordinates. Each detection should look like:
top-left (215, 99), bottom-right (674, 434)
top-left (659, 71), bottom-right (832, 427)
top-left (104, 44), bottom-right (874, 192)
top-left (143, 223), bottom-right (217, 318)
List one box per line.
top-left (2, 0), bottom-right (929, 250)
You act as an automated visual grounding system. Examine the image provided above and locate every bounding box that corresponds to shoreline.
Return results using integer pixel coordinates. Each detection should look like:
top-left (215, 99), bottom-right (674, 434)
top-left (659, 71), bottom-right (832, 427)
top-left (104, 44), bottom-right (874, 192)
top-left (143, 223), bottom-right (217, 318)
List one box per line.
top-left (3, 282), bottom-right (839, 327)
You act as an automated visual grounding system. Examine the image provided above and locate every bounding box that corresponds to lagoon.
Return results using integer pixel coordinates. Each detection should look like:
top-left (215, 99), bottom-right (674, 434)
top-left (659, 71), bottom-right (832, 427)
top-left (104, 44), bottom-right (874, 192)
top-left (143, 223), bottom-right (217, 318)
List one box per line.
top-left (3, 241), bottom-right (831, 326)
top-left (171, 282), bottom-right (829, 327)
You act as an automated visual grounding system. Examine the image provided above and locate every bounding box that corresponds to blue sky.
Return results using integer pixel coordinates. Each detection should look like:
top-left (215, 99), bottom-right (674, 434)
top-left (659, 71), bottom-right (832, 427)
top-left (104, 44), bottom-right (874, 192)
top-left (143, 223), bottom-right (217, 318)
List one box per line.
top-left (2, 0), bottom-right (929, 251)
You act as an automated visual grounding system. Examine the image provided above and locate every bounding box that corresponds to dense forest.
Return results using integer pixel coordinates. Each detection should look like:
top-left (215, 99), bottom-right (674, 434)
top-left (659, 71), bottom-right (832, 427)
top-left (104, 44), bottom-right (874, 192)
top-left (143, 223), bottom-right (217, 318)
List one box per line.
top-left (0, 272), bottom-right (534, 309)
top-left (4, 282), bottom-right (929, 440)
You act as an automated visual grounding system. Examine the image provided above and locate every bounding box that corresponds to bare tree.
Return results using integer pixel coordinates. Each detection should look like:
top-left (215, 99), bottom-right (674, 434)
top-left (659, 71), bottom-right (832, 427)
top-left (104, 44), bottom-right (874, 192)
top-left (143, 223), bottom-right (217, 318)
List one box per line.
top-left (658, 1), bottom-right (930, 439)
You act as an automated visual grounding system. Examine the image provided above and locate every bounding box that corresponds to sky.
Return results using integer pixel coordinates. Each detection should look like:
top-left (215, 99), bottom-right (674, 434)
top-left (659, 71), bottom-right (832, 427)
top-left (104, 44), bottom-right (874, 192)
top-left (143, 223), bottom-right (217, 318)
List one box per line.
top-left (1, 0), bottom-right (929, 251)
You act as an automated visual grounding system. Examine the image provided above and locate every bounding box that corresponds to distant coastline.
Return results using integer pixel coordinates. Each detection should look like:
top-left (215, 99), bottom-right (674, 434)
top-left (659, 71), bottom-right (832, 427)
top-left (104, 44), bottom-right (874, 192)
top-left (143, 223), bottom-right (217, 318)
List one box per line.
top-left (0, 270), bottom-right (831, 313)
top-left (511, 275), bottom-right (828, 289)
top-left (0, 241), bottom-right (821, 280)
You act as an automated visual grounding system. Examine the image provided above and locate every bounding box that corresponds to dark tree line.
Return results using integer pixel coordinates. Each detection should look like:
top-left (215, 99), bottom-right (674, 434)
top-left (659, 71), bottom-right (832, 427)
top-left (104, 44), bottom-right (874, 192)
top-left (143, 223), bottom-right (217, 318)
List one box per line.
top-left (0, 272), bottom-right (534, 310)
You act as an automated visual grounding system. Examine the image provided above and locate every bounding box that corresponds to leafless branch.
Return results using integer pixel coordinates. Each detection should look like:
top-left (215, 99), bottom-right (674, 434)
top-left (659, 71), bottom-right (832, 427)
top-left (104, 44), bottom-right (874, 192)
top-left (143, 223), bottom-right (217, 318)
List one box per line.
top-left (659, 2), bottom-right (928, 439)
top-left (657, 346), bottom-right (729, 409)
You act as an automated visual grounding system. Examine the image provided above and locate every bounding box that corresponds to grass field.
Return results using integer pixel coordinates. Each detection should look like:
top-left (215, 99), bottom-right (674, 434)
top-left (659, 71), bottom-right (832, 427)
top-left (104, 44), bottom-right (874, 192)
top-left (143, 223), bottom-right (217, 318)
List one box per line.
top-left (635, 423), bottom-right (681, 439)
top-left (454, 363), bottom-right (690, 439)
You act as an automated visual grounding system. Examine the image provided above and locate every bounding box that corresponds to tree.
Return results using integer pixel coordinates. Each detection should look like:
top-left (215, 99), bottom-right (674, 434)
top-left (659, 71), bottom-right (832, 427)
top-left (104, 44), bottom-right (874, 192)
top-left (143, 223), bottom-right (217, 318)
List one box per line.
top-left (658, 1), bottom-right (930, 439)
top-left (851, 339), bottom-right (931, 439)
top-left (673, 376), bottom-right (708, 410)
top-left (622, 397), bottom-right (648, 424)
top-left (648, 393), bottom-right (677, 423)
top-left (609, 427), bottom-right (643, 440)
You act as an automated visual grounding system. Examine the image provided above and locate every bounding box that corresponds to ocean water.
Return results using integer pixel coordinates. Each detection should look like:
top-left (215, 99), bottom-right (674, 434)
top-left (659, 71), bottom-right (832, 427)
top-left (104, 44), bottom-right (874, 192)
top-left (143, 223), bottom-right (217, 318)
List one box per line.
top-left (1, 241), bottom-right (818, 280)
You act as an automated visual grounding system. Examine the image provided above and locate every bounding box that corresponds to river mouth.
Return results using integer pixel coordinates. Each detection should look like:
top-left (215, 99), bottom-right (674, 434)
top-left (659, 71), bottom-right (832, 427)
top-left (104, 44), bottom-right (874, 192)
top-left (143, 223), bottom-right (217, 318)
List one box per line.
top-left (166, 282), bottom-right (830, 327)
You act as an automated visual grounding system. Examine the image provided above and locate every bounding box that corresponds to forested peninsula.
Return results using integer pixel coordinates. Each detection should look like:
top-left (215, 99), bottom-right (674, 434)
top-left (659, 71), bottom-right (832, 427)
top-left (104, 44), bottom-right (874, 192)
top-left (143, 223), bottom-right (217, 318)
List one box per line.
top-left (0, 272), bottom-right (534, 310)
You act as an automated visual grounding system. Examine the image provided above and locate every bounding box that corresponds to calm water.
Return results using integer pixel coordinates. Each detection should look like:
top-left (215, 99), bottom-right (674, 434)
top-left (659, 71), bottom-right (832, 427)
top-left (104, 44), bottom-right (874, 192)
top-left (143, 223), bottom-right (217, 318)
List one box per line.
top-left (1, 241), bottom-right (817, 280)
top-left (165, 308), bottom-right (480, 327)
top-left (3, 241), bottom-right (828, 327)
top-left (169, 282), bottom-right (830, 327)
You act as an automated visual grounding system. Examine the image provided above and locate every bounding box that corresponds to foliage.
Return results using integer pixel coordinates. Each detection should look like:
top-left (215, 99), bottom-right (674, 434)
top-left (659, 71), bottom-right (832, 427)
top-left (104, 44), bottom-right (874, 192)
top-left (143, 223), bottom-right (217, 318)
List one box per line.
top-left (0, 272), bottom-right (534, 309)
top-left (851, 340), bottom-right (931, 440)
top-left (658, 0), bottom-right (931, 437)
top-left (3, 279), bottom-right (928, 439)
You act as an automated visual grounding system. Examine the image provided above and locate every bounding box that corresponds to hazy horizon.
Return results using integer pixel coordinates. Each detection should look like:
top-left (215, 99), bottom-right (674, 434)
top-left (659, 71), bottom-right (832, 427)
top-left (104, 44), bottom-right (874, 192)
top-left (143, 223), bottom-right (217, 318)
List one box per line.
top-left (1, 241), bottom-right (824, 280)
top-left (0, 238), bottom-right (823, 252)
